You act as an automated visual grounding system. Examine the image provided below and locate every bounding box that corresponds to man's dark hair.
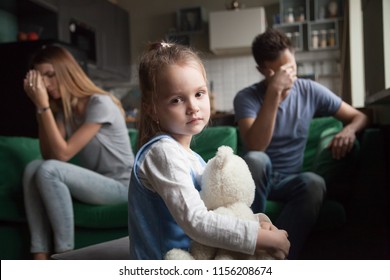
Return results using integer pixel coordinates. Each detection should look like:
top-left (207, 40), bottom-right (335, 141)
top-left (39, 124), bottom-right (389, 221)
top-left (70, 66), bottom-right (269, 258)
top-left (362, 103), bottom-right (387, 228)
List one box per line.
top-left (252, 28), bottom-right (292, 68)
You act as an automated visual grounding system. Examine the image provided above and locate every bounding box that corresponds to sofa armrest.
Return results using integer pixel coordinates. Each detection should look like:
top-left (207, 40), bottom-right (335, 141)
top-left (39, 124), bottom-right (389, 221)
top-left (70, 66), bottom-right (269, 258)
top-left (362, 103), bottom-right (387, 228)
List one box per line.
top-left (311, 127), bottom-right (360, 185)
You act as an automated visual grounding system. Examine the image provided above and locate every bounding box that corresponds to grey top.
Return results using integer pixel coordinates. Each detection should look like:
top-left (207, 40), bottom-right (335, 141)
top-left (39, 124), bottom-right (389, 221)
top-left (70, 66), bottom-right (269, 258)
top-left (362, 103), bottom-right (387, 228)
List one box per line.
top-left (66, 94), bottom-right (134, 186)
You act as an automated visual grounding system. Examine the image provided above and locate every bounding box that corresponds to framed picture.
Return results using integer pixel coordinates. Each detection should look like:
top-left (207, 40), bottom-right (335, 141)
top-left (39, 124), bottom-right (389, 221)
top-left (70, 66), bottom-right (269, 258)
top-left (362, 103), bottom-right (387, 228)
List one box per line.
top-left (177, 7), bottom-right (203, 33)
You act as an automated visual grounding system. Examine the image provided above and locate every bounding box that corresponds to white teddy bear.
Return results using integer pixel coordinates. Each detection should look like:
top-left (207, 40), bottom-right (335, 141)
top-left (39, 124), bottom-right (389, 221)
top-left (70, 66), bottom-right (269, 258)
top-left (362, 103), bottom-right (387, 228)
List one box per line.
top-left (165, 146), bottom-right (273, 260)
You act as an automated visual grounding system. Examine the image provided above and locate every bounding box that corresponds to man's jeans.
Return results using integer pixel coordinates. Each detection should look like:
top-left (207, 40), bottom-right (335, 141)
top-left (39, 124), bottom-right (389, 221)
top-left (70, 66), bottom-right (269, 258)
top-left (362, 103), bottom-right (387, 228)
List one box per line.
top-left (244, 151), bottom-right (326, 259)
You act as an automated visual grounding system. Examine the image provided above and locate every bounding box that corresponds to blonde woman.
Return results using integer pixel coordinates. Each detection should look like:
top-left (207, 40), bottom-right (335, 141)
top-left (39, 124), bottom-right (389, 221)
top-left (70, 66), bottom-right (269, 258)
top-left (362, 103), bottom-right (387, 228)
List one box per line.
top-left (22, 45), bottom-right (134, 260)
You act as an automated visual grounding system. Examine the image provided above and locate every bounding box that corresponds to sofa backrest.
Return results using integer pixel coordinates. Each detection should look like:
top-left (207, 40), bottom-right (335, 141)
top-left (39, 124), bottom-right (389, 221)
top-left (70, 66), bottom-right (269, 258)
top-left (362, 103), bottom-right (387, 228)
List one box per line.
top-left (128, 126), bottom-right (238, 162)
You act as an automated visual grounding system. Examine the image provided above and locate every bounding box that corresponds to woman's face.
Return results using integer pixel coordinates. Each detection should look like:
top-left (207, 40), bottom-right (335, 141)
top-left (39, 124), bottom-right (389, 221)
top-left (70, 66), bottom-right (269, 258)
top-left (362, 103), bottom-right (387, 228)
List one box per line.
top-left (35, 63), bottom-right (61, 100)
top-left (152, 62), bottom-right (210, 146)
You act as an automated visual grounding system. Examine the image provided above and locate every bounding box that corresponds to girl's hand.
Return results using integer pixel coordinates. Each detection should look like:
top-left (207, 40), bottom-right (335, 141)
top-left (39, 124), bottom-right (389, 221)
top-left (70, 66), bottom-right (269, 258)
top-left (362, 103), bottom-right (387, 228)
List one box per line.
top-left (256, 227), bottom-right (290, 260)
top-left (23, 70), bottom-right (50, 109)
top-left (260, 221), bottom-right (277, 231)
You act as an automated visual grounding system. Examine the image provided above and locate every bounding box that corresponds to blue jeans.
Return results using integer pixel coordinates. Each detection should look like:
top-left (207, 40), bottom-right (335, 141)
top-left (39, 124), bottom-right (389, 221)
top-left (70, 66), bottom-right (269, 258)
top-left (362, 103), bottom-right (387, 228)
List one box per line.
top-left (244, 151), bottom-right (326, 259)
top-left (23, 159), bottom-right (128, 254)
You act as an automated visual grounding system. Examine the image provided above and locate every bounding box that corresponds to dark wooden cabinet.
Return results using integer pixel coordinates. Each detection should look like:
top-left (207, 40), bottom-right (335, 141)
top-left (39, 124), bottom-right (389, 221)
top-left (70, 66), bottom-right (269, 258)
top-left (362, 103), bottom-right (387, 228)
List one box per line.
top-left (5, 0), bottom-right (131, 82)
top-left (57, 0), bottom-right (130, 82)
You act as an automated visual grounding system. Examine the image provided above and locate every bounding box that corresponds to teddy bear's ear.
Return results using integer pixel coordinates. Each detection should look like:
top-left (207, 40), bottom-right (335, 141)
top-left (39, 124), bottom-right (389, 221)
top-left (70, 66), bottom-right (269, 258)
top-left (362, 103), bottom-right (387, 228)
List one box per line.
top-left (215, 146), bottom-right (233, 169)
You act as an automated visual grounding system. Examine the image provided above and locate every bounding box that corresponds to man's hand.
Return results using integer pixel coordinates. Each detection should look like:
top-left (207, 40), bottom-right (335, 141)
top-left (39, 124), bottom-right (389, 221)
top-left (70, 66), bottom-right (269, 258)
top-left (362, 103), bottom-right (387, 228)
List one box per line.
top-left (266, 62), bottom-right (297, 103)
top-left (328, 127), bottom-right (356, 159)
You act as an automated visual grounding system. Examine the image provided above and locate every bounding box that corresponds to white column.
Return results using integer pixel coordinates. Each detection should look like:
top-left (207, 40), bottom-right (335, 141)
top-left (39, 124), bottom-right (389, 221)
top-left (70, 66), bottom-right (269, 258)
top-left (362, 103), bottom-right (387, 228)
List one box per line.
top-left (348, 0), bottom-right (365, 107)
top-left (383, 0), bottom-right (390, 89)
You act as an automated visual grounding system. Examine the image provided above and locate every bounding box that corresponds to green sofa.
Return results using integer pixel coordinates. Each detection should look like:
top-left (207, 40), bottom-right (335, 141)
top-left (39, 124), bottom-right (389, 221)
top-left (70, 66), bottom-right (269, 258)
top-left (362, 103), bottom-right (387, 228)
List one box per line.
top-left (0, 117), bottom-right (355, 259)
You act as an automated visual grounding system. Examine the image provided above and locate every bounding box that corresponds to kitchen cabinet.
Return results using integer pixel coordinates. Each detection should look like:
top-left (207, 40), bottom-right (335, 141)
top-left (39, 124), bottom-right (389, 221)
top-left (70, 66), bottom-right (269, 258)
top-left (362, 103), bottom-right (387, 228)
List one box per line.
top-left (1, 0), bottom-right (130, 82)
top-left (57, 0), bottom-right (130, 81)
top-left (274, 0), bottom-right (343, 52)
top-left (209, 7), bottom-right (266, 55)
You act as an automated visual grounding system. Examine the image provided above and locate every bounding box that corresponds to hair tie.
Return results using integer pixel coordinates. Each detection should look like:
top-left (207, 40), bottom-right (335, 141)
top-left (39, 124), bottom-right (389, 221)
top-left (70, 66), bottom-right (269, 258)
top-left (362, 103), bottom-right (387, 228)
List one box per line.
top-left (149, 42), bottom-right (173, 51)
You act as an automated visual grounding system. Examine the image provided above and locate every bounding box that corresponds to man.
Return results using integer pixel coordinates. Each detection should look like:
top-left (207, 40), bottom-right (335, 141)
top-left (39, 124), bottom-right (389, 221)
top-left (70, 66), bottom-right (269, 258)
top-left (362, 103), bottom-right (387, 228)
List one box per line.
top-left (233, 28), bottom-right (368, 259)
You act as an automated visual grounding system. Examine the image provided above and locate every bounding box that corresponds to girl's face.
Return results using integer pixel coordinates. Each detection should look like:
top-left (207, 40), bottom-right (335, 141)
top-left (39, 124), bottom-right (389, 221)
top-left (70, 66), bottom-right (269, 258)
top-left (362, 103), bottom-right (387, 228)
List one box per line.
top-left (35, 63), bottom-right (61, 100)
top-left (153, 62), bottom-right (210, 147)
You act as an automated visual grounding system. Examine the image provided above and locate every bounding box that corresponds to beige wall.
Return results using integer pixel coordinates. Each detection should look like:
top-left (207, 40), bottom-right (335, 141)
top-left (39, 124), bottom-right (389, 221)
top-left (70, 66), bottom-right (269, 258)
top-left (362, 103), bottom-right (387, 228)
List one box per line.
top-left (116, 0), bottom-right (278, 63)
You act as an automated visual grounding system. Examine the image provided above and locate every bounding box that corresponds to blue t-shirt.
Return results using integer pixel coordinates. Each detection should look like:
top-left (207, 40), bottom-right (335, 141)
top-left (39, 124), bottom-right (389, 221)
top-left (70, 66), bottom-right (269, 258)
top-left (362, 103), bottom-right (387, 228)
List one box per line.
top-left (234, 78), bottom-right (342, 174)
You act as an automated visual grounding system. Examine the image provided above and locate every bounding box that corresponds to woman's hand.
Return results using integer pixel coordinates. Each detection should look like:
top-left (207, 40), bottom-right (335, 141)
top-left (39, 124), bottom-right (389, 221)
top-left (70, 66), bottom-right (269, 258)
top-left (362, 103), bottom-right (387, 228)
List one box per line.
top-left (23, 70), bottom-right (50, 109)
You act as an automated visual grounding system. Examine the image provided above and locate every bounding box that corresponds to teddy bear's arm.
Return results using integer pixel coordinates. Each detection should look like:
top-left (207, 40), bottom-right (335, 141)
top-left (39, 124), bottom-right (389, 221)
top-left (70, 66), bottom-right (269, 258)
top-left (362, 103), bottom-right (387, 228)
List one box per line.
top-left (190, 241), bottom-right (217, 260)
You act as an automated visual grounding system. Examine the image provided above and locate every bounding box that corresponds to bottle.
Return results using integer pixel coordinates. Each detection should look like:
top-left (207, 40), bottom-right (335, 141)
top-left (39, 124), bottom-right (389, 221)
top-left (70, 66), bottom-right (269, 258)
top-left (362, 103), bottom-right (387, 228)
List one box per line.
top-left (328, 29), bottom-right (336, 47)
top-left (320, 29), bottom-right (327, 48)
top-left (292, 32), bottom-right (300, 49)
top-left (311, 30), bottom-right (319, 49)
top-left (296, 6), bottom-right (305, 22)
top-left (286, 8), bottom-right (294, 23)
top-left (328, 0), bottom-right (338, 18)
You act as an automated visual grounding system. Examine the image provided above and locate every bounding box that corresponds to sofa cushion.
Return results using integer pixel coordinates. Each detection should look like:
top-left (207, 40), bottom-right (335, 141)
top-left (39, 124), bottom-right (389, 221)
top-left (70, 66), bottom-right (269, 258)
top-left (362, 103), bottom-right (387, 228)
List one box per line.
top-left (0, 135), bottom-right (130, 229)
top-left (0, 136), bottom-right (41, 222)
top-left (73, 201), bottom-right (128, 228)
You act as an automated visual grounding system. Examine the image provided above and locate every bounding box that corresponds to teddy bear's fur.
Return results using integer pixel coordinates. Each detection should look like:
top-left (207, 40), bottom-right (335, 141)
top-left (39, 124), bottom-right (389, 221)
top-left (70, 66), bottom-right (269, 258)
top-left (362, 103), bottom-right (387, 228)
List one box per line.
top-left (164, 146), bottom-right (273, 260)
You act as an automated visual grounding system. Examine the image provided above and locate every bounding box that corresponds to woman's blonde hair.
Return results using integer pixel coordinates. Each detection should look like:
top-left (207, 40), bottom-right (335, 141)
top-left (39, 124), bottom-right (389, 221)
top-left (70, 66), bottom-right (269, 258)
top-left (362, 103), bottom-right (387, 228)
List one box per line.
top-left (137, 41), bottom-right (207, 146)
top-left (31, 45), bottom-right (125, 127)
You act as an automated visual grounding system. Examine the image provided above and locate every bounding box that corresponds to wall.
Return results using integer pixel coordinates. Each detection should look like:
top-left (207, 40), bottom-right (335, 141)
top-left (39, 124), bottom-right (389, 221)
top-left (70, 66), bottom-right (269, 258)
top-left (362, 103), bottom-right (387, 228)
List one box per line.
top-left (115, 0), bottom-right (341, 113)
top-left (115, 0), bottom-right (278, 112)
top-left (116, 0), bottom-right (278, 62)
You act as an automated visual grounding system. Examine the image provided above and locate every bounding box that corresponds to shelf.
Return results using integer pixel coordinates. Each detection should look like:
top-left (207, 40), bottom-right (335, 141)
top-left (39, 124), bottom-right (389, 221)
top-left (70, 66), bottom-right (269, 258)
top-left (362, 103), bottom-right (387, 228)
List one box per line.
top-left (275, 0), bottom-right (344, 52)
top-left (366, 88), bottom-right (390, 105)
top-left (314, 0), bottom-right (344, 20)
top-left (308, 19), bottom-right (339, 50)
top-left (273, 23), bottom-right (306, 51)
top-left (280, 0), bottom-right (310, 24)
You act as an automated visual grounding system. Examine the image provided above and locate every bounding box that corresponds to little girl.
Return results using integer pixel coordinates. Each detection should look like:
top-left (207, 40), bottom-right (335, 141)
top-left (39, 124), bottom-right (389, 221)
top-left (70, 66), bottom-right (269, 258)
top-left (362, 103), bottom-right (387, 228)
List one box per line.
top-left (128, 42), bottom-right (290, 260)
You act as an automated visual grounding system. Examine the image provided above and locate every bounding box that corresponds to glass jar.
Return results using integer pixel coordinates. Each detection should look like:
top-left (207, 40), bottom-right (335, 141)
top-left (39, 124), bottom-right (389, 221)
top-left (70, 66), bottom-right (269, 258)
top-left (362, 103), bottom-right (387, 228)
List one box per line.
top-left (285, 8), bottom-right (294, 23)
top-left (328, 0), bottom-right (338, 18)
top-left (292, 32), bottom-right (300, 49)
top-left (311, 30), bottom-right (319, 49)
top-left (328, 29), bottom-right (336, 47)
top-left (296, 6), bottom-right (305, 22)
top-left (320, 29), bottom-right (327, 48)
